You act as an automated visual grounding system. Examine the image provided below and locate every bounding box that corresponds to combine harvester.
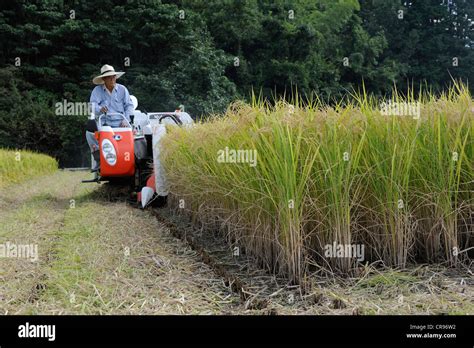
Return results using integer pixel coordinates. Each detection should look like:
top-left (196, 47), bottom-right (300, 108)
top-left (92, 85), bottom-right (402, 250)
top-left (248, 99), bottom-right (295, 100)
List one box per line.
top-left (82, 96), bottom-right (193, 208)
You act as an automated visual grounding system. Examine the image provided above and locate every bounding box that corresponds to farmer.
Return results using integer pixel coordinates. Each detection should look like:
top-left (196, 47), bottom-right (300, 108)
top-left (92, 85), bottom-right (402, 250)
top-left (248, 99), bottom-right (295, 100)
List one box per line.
top-left (174, 104), bottom-right (193, 124)
top-left (86, 64), bottom-right (135, 171)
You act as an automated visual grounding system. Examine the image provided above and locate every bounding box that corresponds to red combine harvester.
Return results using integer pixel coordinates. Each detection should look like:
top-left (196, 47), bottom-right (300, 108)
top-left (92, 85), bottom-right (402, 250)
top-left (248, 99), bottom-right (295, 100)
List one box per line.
top-left (82, 96), bottom-right (193, 208)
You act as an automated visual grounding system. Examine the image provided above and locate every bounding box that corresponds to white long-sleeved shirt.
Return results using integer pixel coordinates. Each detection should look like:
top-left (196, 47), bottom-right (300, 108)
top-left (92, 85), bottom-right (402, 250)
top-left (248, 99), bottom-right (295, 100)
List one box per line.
top-left (90, 83), bottom-right (135, 127)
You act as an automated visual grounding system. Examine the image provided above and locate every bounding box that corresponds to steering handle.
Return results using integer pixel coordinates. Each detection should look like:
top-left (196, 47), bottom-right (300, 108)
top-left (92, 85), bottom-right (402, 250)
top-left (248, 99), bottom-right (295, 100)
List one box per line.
top-left (98, 113), bottom-right (131, 128)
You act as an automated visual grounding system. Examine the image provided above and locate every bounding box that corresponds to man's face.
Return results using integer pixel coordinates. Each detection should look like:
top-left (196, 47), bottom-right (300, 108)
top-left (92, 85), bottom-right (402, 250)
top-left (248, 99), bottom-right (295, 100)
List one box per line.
top-left (103, 75), bottom-right (116, 90)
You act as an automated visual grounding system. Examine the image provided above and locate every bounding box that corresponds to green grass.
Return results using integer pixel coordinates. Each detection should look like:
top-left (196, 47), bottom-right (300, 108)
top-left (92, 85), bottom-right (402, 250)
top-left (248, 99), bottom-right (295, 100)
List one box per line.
top-left (355, 270), bottom-right (419, 289)
top-left (161, 85), bottom-right (473, 283)
top-left (0, 149), bottom-right (58, 187)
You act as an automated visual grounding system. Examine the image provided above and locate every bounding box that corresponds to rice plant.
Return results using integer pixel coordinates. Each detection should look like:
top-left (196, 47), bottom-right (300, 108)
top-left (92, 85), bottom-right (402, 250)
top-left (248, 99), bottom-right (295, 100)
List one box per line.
top-left (160, 86), bottom-right (473, 283)
top-left (0, 149), bottom-right (58, 187)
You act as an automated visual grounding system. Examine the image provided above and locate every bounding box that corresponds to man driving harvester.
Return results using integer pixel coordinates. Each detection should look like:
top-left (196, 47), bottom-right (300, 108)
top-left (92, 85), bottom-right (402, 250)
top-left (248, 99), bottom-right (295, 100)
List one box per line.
top-left (86, 64), bottom-right (135, 171)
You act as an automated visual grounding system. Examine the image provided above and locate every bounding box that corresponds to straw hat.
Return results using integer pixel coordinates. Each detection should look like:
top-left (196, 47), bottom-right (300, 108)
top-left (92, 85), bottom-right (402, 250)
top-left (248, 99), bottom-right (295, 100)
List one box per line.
top-left (92, 64), bottom-right (125, 85)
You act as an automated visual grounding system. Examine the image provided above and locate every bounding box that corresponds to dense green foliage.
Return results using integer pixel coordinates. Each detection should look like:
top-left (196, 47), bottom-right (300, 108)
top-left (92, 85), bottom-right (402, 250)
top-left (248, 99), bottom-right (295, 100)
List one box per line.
top-left (0, 0), bottom-right (473, 165)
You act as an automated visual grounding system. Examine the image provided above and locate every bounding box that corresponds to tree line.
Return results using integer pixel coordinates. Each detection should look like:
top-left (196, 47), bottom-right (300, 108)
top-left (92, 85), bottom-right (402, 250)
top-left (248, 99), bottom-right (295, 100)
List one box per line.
top-left (0, 0), bottom-right (472, 166)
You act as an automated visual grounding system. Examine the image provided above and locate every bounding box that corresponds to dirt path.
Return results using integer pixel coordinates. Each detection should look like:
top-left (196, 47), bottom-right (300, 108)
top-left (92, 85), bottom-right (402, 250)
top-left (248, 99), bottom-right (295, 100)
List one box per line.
top-left (0, 170), bottom-right (241, 314)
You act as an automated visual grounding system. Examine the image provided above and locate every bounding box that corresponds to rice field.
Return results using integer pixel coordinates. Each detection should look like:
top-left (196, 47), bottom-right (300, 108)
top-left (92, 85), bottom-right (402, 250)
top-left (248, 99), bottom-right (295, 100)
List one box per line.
top-left (0, 149), bottom-right (58, 188)
top-left (161, 85), bottom-right (473, 283)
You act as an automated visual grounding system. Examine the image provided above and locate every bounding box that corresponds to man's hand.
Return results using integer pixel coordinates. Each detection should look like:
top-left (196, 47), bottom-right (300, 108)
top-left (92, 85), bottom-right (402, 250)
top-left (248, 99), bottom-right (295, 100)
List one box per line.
top-left (119, 120), bottom-right (129, 128)
top-left (100, 106), bottom-right (108, 113)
